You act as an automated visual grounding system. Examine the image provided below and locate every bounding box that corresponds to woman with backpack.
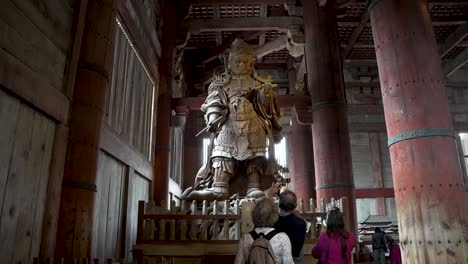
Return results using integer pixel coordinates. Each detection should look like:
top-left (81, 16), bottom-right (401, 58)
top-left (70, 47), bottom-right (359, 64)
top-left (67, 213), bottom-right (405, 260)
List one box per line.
top-left (234, 198), bottom-right (294, 264)
top-left (312, 207), bottom-right (356, 264)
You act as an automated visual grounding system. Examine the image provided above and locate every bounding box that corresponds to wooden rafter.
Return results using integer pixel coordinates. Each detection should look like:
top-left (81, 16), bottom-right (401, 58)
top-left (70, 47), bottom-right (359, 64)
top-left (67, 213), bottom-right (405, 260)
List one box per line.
top-left (183, 0), bottom-right (295, 5)
top-left (257, 4), bottom-right (269, 62)
top-left (341, 11), bottom-right (370, 59)
top-left (295, 56), bottom-right (306, 93)
top-left (182, 17), bottom-right (303, 33)
top-left (439, 23), bottom-right (468, 58)
top-left (444, 48), bottom-right (468, 77)
top-left (255, 35), bottom-right (288, 57)
top-left (212, 4), bottom-right (222, 45)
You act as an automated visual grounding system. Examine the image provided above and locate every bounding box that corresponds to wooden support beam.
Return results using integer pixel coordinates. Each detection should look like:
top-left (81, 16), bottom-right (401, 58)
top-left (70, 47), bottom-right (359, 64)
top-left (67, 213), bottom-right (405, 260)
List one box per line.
top-left (100, 124), bottom-right (153, 181)
top-left (255, 35), bottom-right (288, 58)
top-left (444, 47), bottom-right (468, 77)
top-left (295, 56), bottom-right (306, 94)
top-left (257, 4), bottom-right (269, 63)
top-left (348, 104), bottom-right (468, 115)
top-left (355, 188), bottom-right (394, 199)
top-left (342, 11), bottom-right (370, 59)
top-left (183, 0), bottom-right (295, 5)
top-left (0, 48), bottom-right (70, 124)
top-left (439, 23), bottom-right (468, 58)
top-left (172, 95), bottom-right (311, 111)
top-left (182, 17), bottom-right (303, 33)
top-left (338, 20), bottom-right (468, 27)
top-left (212, 4), bottom-right (222, 45)
top-left (348, 123), bottom-right (387, 132)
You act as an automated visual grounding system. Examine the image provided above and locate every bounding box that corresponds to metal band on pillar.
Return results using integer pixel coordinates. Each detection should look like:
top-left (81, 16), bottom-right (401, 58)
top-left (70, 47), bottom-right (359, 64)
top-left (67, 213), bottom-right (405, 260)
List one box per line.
top-left (310, 101), bottom-right (343, 112)
top-left (388, 128), bottom-right (455, 147)
top-left (316, 182), bottom-right (355, 190)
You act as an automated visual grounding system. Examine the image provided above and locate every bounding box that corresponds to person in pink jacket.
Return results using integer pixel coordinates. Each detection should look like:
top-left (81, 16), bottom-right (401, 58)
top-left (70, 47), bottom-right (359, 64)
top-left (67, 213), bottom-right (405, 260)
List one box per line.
top-left (312, 207), bottom-right (356, 264)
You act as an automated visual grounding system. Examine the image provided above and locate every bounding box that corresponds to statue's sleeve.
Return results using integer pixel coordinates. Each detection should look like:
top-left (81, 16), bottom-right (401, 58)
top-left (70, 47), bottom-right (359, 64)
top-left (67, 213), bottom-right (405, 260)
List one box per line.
top-left (255, 82), bottom-right (283, 142)
top-left (200, 82), bottom-right (228, 122)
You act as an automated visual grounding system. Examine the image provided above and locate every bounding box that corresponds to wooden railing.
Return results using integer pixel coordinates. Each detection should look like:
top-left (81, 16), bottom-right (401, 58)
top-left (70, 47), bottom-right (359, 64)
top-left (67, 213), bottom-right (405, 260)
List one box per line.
top-left (132, 197), bottom-right (349, 263)
top-left (32, 258), bottom-right (126, 264)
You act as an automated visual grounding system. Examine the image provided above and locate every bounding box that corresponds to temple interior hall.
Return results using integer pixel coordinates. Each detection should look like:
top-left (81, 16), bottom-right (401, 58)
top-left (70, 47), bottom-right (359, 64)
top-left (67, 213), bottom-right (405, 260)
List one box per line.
top-left (0, 0), bottom-right (467, 263)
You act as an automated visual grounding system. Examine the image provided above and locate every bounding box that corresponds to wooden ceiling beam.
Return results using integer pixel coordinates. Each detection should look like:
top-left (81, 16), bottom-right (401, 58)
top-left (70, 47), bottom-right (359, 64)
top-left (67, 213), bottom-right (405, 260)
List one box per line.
top-left (338, 21), bottom-right (468, 27)
top-left (257, 4), bottom-right (269, 63)
top-left (255, 35), bottom-right (288, 58)
top-left (342, 11), bottom-right (371, 59)
top-left (444, 47), bottom-right (468, 77)
top-left (295, 56), bottom-right (306, 93)
top-left (182, 17), bottom-right (303, 33)
top-left (183, 0), bottom-right (295, 5)
top-left (439, 23), bottom-right (468, 58)
top-left (172, 95), bottom-right (311, 111)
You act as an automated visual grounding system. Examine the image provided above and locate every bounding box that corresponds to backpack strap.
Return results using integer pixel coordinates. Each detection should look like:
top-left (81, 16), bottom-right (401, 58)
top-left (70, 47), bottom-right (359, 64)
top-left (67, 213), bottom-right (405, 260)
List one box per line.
top-left (249, 230), bottom-right (261, 240)
top-left (264, 229), bottom-right (280, 240)
top-left (249, 229), bottom-right (280, 241)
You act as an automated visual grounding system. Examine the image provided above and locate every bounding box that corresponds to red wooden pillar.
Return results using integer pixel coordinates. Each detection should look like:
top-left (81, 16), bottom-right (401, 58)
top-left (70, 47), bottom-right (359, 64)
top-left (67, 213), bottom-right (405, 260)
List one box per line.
top-left (153, 0), bottom-right (177, 206)
top-left (370, 0), bottom-right (468, 262)
top-left (303, 0), bottom-right (356, 231)
top-left (288, 108), bottom-right (315, 201)
top-left (55, 0), bottom-right (116, 259)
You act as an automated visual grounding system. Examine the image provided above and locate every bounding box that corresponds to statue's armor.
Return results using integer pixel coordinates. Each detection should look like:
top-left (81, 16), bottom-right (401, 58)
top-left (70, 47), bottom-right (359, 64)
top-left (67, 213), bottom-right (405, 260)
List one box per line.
top-left (209, 76), bottom-right (267, 162)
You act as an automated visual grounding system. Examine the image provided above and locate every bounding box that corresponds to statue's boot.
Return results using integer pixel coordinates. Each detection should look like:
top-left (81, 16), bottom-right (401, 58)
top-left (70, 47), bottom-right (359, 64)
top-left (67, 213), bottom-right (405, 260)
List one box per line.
top-left (180, 182), bottom-right (229, 201)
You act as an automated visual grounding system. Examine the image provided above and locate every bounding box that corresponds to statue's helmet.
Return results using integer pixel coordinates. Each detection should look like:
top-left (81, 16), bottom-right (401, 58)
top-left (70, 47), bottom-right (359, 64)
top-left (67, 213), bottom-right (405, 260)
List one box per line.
top-left (227, 38), bottom-right (256, 73)
top-left (229, 38), bottom-right (255, 58)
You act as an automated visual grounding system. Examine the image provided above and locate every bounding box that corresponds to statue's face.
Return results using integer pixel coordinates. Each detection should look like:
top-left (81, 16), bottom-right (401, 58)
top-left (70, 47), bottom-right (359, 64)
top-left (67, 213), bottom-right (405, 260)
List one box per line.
top-left (228, 54), bottom-right (252, 75)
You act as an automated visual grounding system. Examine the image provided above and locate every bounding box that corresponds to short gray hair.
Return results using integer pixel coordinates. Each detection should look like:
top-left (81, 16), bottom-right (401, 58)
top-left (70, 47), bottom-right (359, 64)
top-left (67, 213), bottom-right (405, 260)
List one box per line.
top-left (252, 198), bottom-right (279, 227)
top-left (279, 190), bottom-right (297, 211)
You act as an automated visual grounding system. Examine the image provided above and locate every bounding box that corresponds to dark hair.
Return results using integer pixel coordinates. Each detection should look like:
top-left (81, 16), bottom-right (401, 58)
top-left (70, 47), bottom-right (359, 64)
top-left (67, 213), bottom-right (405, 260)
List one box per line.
top-left (279, 190), bottom-right (297, 211)
top-left (252, 198), bottom-right (279, 227)
top-left (375, 227), bottom-right (382, 233)
top-left (326, 207), bottom-right (347, 258)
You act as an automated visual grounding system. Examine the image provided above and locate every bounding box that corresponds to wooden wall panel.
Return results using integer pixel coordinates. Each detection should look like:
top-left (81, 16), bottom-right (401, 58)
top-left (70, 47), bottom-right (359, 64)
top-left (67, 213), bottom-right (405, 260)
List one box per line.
top-left (0, 0), bottom-right (74, 91)
top-left (0, 91), bottom-right (55, 264)
top-left (92, 151), bottom-right (126, 261)
top-left (105, 23), bottom-right (155, 160)
top-left (350, 133), bottom-right (373, 188)
top-left (0, 90), bottom-right (20, 207)
top-left (129, 172), bottom-right (150, 252)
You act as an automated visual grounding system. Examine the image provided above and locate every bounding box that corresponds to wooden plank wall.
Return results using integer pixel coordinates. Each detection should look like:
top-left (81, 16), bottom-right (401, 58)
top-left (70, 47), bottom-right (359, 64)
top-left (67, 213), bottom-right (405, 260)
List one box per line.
top-left (0, 0), bottom-right (74, 93)
top-left (0, 90), bottom-right (55, 263)
top-left (92, 152), bottom-right (126, 261)
top-left (106, 24), bottom-right (155, 161)
top-left (0, 0), bottom-right (77, 262)
top-left (94, 18), bottom-right (155, 262)
top-left (350, 132), bottom-right (397, 223)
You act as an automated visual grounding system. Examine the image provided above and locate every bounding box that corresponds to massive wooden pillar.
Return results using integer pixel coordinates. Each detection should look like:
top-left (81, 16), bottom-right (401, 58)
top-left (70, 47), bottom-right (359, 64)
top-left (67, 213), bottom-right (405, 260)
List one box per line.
top-left (303, 1), bottom-right (356, 231)
top-left (288, 108), bottom-right (315, 201)
top-left (370, 0), bottom-right (468, 262)
top-left (153, 0), bottom-right (177, 206)
top-left (55, 0), bottom-right (116, 259)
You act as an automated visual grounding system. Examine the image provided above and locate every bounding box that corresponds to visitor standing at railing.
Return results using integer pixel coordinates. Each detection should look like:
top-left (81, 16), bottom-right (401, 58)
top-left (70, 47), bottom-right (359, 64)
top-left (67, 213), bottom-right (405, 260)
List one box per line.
top-left (234, 198), bottom-right (294, 264)
top-left (312, 207), bottom-right (356, 264)
top-left (273, 190), bottom-right (307, 264)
